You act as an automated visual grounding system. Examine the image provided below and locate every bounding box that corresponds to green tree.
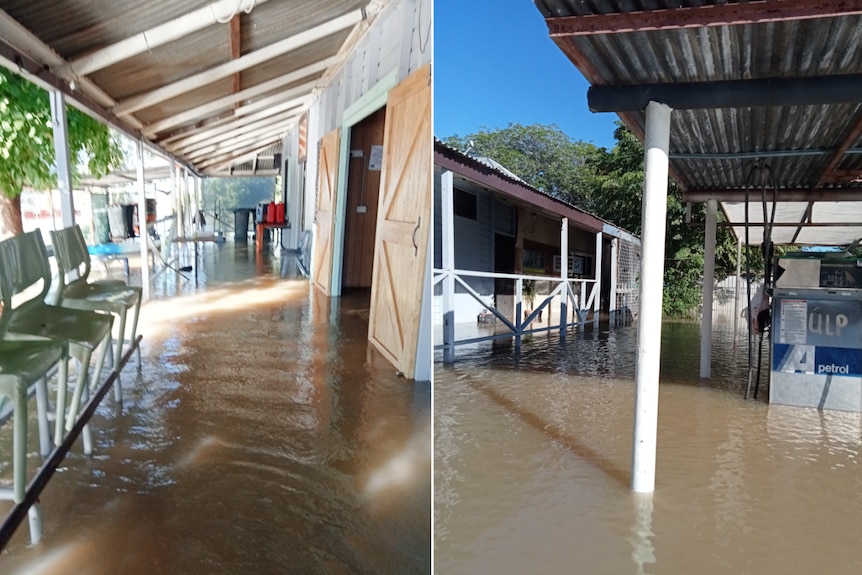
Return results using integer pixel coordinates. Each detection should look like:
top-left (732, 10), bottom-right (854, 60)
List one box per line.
top-left (0, 69), bottom-right (122, 236)
top-left (445, 123), bottom-right (600, 207)
top-left (445, 121), bottom-right (746, 318)
top-left (587, 123), bottom-right (741, 317)
top-left (201, 176), bottom-right (278, 211)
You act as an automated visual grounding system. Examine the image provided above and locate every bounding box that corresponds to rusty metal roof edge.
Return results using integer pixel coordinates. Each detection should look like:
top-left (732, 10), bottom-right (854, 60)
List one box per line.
top-left (434, 139), bottom-right (640, 239)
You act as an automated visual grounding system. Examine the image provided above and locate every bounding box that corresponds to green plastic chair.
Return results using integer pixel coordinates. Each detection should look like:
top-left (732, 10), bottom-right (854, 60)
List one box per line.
top-left (0, 230), bottom-right (113, 453)
top-left (0, 337), bottom-right (67, 545)
top-left (51, 225), bottom-right (142, 400)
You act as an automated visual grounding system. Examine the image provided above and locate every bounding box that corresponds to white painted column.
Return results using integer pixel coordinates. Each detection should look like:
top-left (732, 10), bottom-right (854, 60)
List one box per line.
top-left (594, 231), bottom-right (603, 324)
top-left (175, 165), bottom-right (183, 239)
top-left (632, 101), bottom-right (672, 493)
top-left (441, 170), bottom-right (456, 364)
top-left (733, 236), bottom-right (742, 333)
top-left (50, 91), bottom-right (75, 227)
top-left (560, 217), bottom-right (569, 340)
top-left (610, 238), bottom-right (619, 323)
top-left (136, 141), bottom-right (150, 300)
top-left (700, 199), bottom-right (718, 378)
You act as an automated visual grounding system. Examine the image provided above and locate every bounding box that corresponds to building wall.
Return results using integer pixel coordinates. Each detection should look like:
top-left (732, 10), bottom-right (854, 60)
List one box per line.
top-left (281, 0), bottom-right (431, 250)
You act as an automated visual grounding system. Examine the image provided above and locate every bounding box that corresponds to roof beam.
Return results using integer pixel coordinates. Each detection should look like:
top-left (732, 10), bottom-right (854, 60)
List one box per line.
top-left (0, 9), bottom-right (144, 129)
top-left (815, 111), bottom-right (862, 187)
top-left (683, 189), bottom-right (862, 203)
top-left (230, 14), bottom-right (242, 104)
top-left (143, 64), bottom-right (326, 137)
top-left (70, 0), bottom-right (271, 75)
top-left (0, 17), bottom-right (199, 173)
top-left (166, 96), bottom-right (308, 152)
top-left (115, 9), bottom-right (363, 116)
top-left (588, 74), bottom-right (862, 112)
top-left (157, 89), bottom-right (312, 146)
top-left (188, 120), bottom-right (296, 163)
top-left (819, 169), bottom-right (862, 184)
top-left (546, 0), bottom-right (862, 37)
top-left (201, 140), bottom-right (284, 172)
top-left (549, 34), bottom-right (688, 190)
top-left (173, 108), bottom-right (303, 157)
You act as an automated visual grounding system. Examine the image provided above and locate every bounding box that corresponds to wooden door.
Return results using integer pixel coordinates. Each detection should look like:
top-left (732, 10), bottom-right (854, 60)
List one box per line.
top-left (312, 128), bottom-right (339, 295)
top-left (368, 64), bottom-right (432, 379)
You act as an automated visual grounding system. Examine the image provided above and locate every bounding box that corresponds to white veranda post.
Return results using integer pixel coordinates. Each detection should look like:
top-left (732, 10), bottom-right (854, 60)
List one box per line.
top-left (632, 101), bottom-right (672, 493)
top-left (560, 217), bottom-right (568, 341)
top-left (441, 170), bottom-right (456, 364)
top-left (700, 198), bottom-right (718, 378)
top-left (136, 141), bottom-right (150, 301)
top-left (50, 90), bottom-right (75, 228)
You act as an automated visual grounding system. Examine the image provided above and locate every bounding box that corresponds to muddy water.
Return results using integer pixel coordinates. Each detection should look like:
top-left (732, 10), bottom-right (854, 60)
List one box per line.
top-left (0, 245), bottom-right (431, 574)
top-left (435, 320), bottom-right (862, 575)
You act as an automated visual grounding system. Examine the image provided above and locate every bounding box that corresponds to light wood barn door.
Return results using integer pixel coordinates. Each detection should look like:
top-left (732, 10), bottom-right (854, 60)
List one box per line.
top-left (368, 64), bottom-right (432, 379)
top-left (312, 128), bottom-right (339, 295)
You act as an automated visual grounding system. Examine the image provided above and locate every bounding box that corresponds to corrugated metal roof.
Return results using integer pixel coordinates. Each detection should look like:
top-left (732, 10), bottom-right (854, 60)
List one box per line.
top-left (534, 1), bottom-right (862, 245)
top-left (435, 139), bottom-right (639, 239)
top-left (0, 0), bottom-right (383, 175)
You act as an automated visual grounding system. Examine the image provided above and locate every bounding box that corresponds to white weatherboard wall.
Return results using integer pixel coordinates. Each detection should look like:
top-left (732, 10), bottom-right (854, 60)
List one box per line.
top-left (281, 0), bottom-right (431, 255)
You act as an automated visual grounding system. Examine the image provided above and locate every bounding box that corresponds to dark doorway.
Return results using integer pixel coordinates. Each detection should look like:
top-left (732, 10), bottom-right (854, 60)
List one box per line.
top-left (342, 106), bottom-right (387, 290)
top-left (494, 233), bottom-right (516, 298)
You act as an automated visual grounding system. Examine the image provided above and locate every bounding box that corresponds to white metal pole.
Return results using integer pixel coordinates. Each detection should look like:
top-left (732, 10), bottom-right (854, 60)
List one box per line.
top-left (50, 91), bottom-right (75, 227)
top-left (632, 100), bottom-right (672, 493)
top-left (136, 141), bottom-right (150, 300)
top-left (733, 236), bottom-right (742, 333)
top-left (610, 238), bottom-right (619, 324)
top-left (700, 198), bottom-right (718, 378)
top-left (441, 170), bottom-right (456, 364)
top-left (594, 231), bottom-right (603, 324)
top-left (175, 165), bottom-right (183, 239)
top-left (560, 217), bottom-right (568, 340)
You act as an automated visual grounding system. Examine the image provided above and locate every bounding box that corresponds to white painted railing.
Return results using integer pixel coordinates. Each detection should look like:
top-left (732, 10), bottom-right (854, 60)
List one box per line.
top-left (433, 267), bottom-right (600, 362)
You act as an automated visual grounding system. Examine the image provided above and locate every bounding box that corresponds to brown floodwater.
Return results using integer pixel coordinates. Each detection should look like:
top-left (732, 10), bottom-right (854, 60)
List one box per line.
top-left (435, 318), bottom-right (862, 574)
top-left (0, 242), bottom-right (431, 574)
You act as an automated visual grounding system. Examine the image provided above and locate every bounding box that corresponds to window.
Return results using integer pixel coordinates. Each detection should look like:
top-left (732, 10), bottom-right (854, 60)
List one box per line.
top-left (523, 249), bottom-right (545, 273)
top-left (453, 188), bottom-right (477, 220)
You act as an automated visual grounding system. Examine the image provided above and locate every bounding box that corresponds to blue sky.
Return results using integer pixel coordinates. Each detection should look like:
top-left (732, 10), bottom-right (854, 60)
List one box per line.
top-left (434, 0), bottom-right (619, 149)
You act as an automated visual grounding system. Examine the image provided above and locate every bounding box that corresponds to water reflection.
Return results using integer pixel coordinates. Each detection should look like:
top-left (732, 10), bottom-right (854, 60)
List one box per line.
top-left (435, 318), bottom-right (862, 574)
top-left (0, 247), bottom-right (430, 575)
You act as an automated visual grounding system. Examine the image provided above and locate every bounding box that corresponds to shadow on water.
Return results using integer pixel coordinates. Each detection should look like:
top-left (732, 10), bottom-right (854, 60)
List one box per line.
top-left (435, 316), bottom-right (862, 575)
top-left (463, 372), bottom-right (630, 488)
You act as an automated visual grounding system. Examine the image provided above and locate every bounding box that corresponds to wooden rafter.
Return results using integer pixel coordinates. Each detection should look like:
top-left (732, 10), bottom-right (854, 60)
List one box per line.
top-left (230, 14), bottom-right (241, 108)
top-left (814, 111), bottom-right (862, 187)
top-left (549, 36), bottom-right (688, 191)
top-left (547, 0), bottom-right (862, 37)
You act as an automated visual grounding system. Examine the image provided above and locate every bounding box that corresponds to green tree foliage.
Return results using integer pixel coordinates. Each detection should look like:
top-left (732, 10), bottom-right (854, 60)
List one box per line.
top-left (201, 177), bottom-right (279, 232)
top-left (0, 69), bottom-right (122, 235)
top-left (444, 121), bottom-right (746, 318)
top-left (444, 123), bottom-right (600, 207)
top-left (588, 123), bottom-right (740, 317)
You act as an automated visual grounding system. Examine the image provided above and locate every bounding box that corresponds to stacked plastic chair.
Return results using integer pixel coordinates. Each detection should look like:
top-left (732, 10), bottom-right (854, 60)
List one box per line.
top-left (0, 264), bottom-right (69, 544)
top-left (0, 231), bottom-right (113, 455)
top-left (51, 225), bottom-right (142, 402)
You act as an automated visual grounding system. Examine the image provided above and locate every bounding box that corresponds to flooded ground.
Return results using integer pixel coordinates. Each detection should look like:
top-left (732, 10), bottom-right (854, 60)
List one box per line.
top-left (435, 319), bottom-right (862, 574)
top-left (0, 241), bottom-right (431, 574)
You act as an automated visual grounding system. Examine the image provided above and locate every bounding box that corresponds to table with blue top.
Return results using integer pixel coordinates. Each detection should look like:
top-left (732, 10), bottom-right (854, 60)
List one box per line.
top-left (88, 242), bottom-right (140, 277)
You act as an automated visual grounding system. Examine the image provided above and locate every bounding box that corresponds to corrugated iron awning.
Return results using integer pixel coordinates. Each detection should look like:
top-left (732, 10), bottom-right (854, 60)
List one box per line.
top-left (0, 0), bottom-right (386, 176)
top-left (535, 0), bottom-right (862, 246)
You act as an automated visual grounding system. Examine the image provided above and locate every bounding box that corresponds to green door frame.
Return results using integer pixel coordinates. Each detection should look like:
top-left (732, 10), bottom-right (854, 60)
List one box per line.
top-left (329, 68), bottom-right (399, 297)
